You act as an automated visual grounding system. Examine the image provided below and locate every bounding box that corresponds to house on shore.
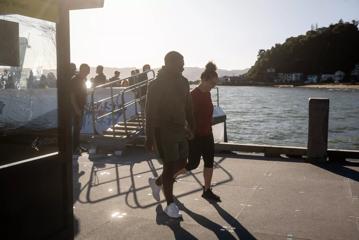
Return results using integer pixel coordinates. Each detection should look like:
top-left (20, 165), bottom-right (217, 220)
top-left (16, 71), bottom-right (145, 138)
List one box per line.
top-left (218, 76), bottom-right (231, 85)
top-left (334, 71), bottom-right (345, 83)
top-left (275, 73), bottom-right (303, 83)
top-left (320, 71), bottom-right (345, 83)
top-left (351, 63), bottom-right (359, 82)
top-left (304, 75), bottom-right (318, 84)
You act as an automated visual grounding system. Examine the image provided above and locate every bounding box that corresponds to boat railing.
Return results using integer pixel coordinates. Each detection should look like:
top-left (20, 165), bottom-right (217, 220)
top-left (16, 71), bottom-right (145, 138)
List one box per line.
top-left (213, 87), bottom-right (220, 107)
top-left (89, 70), bottom-right (156, 137)
top-left (190, 85), bottom-right (220, 107)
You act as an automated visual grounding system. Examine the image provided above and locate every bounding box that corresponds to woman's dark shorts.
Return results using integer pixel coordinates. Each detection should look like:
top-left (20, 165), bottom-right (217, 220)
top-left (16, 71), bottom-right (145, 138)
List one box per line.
top-left (186, 133), bottom-right (215, 170)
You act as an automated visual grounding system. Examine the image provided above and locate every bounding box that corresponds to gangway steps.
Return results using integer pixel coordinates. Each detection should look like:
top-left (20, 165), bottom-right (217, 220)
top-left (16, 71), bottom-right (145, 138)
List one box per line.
top-left (83, 70), bottom-right (156, 154)
top-left (103, 115), bottom-right (145, 137)
top-left (104, 129), bottom-right (139, 136)
top-left (113, 125), bottom-right (140, 130)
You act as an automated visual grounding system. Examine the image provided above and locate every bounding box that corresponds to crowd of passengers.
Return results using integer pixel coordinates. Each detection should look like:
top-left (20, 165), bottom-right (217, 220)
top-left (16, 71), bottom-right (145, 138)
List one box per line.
top-left (73, 63), bottom-right (152, 88)
top-left (0, 63), bottom-right (151, 89)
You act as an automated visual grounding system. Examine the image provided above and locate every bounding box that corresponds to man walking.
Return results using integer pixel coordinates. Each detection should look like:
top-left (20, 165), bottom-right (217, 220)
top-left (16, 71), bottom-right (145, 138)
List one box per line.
top-left (71, 63), bottom-right (90, 154)
top-left (145, 51), bottom-right (194, 218)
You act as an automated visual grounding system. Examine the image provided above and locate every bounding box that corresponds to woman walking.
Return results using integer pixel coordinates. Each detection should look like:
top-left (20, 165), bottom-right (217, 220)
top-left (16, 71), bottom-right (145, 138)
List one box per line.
top-left (185, 62), bottom-right (221, 202)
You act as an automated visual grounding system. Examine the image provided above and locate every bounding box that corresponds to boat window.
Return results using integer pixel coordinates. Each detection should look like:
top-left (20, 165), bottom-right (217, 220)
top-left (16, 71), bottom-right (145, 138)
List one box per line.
top-left (0, 14), bottom-right (58, 164)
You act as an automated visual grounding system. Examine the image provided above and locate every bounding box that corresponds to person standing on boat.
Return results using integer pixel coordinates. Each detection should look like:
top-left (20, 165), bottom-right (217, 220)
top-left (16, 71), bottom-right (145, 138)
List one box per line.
top-left (109, 70), bottom-right (120, 82)
top-left (146, 51), bottom-right (194, 218)
top-left (70, 62), bottom-right (77, 77)
top-left (185, 62), bottom-right (221, 202)
top-left (137, 64), bottom-right (151, 115)
top-left (71, 63), bottom-right (90, 154)
top-left (93, 65), bottom-right (107, 86)
top-left (109, 70), bottom-right (121, 86)
top-left (129, 69), bottom-right (137, 85)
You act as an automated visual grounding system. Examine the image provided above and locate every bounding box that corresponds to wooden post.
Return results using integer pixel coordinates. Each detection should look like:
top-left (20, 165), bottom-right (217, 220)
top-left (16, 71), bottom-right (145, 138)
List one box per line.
top-left (56, 0), bottom-right (74, 238)
top-left (307, 98), bottom-right (329, 162)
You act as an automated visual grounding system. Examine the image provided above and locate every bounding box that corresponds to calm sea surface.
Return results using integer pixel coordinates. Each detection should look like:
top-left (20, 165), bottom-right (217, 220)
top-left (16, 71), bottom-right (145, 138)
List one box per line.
top-left (215, 86), bottom-right (359, 150)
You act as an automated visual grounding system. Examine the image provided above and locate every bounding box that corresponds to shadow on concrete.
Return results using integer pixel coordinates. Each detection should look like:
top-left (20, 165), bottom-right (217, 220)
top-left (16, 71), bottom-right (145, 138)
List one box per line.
top-left (312, 161), bottom-right (359, 182)
top-left (222, 152), bottom-right (359, 182)
top-left (75, 149), bottom-right (162, 204)
top-left (216, 152), bottom-right (307, 163)
top-left (210, 202), bottom-right (256, 240)
top-left (176, 199), bottom-right (245, 240)
top-left (155, 199), bottom-right (256, 240)
top-left (77, 162), bottom-right (157, 204)
top-left (74, 154), bottom-right (233, 209)
top-left (124, 157), bottom-right (233, 209)
top-left (73, 156), bottom-right (85, 237)
top-left (155, 205), bottom-right (197, 240)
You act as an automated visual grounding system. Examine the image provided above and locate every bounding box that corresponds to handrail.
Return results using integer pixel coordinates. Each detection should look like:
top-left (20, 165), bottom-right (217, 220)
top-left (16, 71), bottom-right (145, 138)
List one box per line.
top-left (92, 70), bottom-right (155, 91)
top-left (214, 87), bottom-right (220, 106)
top-left (94, 79), bottom-right (151, 120)
top-left (190, 85), bottom-right (220, 107)
top-left (89, 70), bottom-right (156, 137)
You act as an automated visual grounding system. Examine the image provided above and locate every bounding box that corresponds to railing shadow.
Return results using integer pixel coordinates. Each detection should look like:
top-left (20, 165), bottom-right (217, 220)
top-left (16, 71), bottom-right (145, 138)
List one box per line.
top-left (125, 157), bottom-right (233, 209)
top-left (74, 148), bottom-right (158, 204)
top-left (76, 161), bottom-right (162, 204)
top-left (74, 154), bottom-right (234, 208)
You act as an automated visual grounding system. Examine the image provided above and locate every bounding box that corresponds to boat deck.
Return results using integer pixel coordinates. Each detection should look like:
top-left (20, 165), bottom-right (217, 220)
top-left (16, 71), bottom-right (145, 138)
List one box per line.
top-left (73, 147), bottom-right (359, 240)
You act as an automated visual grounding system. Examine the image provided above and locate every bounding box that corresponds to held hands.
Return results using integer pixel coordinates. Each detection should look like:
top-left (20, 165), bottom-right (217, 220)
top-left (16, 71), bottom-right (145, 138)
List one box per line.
top-left (145, 138), bottom-right (155, 153)
top-left (74, 108), bottom-right (82, 117)
top-left (185, 128), bottom-right (194, 140)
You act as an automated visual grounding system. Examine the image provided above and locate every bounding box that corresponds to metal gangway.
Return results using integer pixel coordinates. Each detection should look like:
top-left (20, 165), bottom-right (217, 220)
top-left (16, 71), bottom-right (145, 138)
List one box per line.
top-left (83, 70), bottom-right (156, 153)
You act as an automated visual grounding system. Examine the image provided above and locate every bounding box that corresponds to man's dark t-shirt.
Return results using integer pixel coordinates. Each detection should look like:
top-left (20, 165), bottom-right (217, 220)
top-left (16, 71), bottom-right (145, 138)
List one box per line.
top-left (137, 72), bottom-right (148, 96)
top-left (94, 73), bottom-right (107, 86)
top-left (109, 76), bottom-right (120, 82)
top-left (72, 74), bottom-right (87, 109)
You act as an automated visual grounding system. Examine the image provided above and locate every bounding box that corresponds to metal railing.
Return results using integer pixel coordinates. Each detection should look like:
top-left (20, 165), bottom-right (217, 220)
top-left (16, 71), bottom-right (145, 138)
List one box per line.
top-left (89, 70), bottom-right (156, 137)
top-left (89, 75), bottom-right (220, 138)
top-left (213, 87), bottom-right (220, 107)
top-left (190, 85), bottom-right (220, 107)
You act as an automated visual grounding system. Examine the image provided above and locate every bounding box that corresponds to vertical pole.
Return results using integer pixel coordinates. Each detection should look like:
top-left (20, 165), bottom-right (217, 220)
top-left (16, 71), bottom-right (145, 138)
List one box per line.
top-left (223, 121), bottom-right (228, 142)
top-left (91, 92), bottom-right (97, 135)
top-left (110, 85), bottom-right (115, 137)
top-left (307, 98), bottom-right (329, 162)
top-left (121, 91), bottom-right (128, 136)
top-left (56, 0), bottom-right (74, 238)
top-left (134, 84), bottom-right (138, 117)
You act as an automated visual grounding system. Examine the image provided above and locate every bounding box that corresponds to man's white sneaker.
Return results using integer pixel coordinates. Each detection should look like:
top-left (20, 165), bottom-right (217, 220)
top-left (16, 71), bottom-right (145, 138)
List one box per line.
top-left (148, 177), bottom-right (161, 201)
top-left (164, 202), bottom-right (182, 218)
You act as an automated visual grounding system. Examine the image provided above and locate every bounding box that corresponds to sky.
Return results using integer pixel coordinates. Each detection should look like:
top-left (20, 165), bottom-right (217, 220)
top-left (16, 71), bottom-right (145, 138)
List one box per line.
top-left (69, 0), bottom-right (359, 70)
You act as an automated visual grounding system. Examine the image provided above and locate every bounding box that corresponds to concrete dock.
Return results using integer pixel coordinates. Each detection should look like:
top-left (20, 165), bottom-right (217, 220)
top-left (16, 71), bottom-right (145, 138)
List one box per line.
top-left (73, 147), bottom-right (359, 240)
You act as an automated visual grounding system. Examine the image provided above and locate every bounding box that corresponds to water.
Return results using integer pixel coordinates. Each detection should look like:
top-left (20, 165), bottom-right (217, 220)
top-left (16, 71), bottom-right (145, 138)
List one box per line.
top-left (215, 86), bottom-right (359, 150)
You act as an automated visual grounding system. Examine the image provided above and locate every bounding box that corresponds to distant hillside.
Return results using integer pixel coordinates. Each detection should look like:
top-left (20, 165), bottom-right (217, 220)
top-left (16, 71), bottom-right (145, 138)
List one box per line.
top-left (247, 20), bottom-right (359, 81)
top-left (90, 66), bottom-right (249, 82)
top-left (182, 67), bottom-right (249, 81)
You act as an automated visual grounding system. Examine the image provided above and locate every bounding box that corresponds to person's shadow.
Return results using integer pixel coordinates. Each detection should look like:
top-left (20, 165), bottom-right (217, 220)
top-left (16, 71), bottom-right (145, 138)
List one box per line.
top-left (176, 200), bottom-right (237, 240)
top-left (210, 201), bottom-right (256, 240)
top-left (155, 205), bottom-right (197, 240)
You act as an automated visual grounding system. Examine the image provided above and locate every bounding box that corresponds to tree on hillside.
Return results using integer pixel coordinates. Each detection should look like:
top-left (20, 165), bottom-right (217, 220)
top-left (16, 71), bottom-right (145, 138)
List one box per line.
top-left (247, 20), bottom-right (359, 82)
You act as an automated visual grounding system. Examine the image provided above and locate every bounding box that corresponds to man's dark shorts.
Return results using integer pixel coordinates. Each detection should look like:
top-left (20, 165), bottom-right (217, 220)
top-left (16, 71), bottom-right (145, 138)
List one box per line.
top-left (154, 127), bottom-right (188, 163)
